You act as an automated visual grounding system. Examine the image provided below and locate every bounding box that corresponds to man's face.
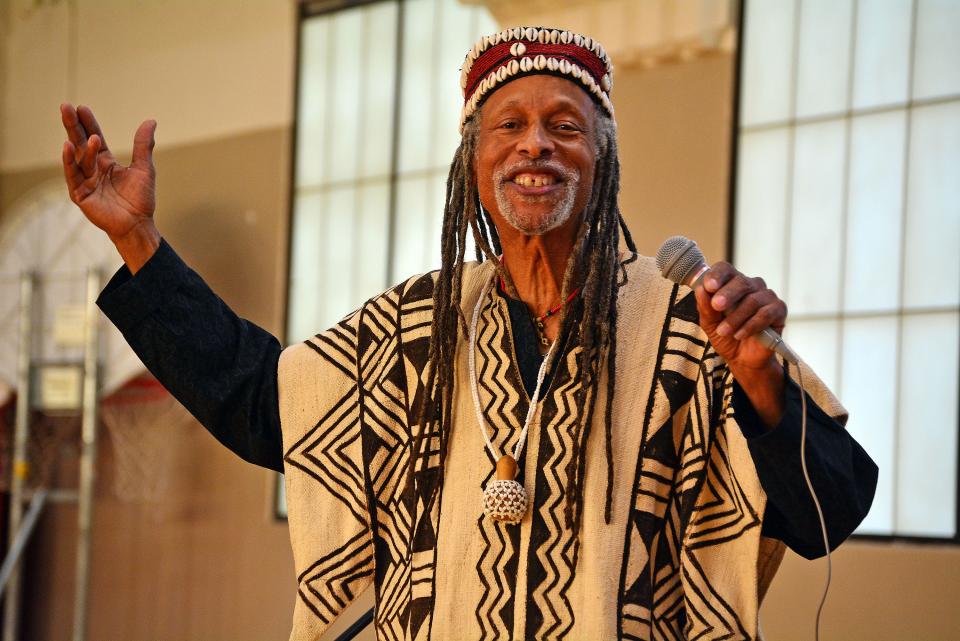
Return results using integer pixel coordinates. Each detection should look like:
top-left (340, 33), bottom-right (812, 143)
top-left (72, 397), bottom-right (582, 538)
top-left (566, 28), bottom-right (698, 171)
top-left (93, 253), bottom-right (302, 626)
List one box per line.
top-left (474, 75), bottom-right (598, 237)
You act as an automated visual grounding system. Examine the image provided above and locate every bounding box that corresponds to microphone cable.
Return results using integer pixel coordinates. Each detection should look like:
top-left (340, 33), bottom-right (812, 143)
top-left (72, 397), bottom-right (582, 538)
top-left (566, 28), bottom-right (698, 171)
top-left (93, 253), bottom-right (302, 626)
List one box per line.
top-left (654, 236), bottom-right (834, 639)
top-left (796, 364), bottom-right (831, 641)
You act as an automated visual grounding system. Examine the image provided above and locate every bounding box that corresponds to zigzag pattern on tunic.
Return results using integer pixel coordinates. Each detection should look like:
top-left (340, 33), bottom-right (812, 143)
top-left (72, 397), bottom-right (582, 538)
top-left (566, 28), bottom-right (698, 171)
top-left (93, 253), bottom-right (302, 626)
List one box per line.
top-left (465, 286), bottom-right (595, 641)
top-left (284, 274), bottom-right (444, 641)
top-left (295, 529), bottom-right (375, 624)
top-left (617, 286), bottom-right (761, 641)
top-left (524, 343), bottom-right (585, 640)
top-left (472, 294), bottom-right (524, 640)
top-left (284, 314), bottom-right (375, 626)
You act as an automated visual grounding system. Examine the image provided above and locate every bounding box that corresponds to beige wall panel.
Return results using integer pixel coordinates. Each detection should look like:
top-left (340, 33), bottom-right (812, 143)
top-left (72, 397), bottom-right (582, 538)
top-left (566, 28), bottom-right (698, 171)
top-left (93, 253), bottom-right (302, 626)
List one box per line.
top-left (614, 55), bottom-right (733, 263)
top-left (26, 427), bottom-right (295, 641)
top-left (0, 164), bottom-right (61, 213)
top-left (1, 0), bottom-right (295, 172)
top-left (149, 126), bottom-right (292, 333)
top-left (1, 127), bottom-right (292, 333)
top-left (764, 542), bottom-right (960, 640)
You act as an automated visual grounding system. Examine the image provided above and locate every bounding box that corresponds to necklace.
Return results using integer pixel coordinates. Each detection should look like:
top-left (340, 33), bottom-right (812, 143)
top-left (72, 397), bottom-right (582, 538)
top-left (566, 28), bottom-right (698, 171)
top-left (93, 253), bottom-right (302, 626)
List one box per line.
top-left (470, 274), bottom-right (557, 524)
top-left (532, 288), bottom-right (580, 346)
top-left (499, 277), bottom-right (580, 347)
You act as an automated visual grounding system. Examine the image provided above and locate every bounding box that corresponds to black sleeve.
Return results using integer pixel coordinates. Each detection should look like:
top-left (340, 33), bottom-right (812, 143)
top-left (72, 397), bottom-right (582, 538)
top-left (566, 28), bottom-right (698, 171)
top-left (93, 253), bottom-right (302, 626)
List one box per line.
top-left (732, 373), bottom-right (879, 560)
top-left (96, 239), bottom-right (285, 473)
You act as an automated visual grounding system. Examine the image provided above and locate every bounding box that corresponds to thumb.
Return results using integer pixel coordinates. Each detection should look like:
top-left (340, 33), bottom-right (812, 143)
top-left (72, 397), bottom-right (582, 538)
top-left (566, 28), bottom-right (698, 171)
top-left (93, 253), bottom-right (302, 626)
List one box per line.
top-left (694, 284), bottom-right (724, 335)
top-left (131, 119), bottom-right (157, 173)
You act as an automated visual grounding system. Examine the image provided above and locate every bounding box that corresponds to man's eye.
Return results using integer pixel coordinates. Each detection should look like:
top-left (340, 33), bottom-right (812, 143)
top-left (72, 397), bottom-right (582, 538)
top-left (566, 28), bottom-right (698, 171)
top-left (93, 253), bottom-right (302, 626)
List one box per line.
top-left (500, 121), bottom-right (518, 129)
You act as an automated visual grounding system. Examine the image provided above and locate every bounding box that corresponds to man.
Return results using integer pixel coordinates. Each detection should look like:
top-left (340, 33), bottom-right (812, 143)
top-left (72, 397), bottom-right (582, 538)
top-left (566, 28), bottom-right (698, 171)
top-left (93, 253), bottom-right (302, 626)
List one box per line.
top-left (60, 27), bottom-right (876, 641)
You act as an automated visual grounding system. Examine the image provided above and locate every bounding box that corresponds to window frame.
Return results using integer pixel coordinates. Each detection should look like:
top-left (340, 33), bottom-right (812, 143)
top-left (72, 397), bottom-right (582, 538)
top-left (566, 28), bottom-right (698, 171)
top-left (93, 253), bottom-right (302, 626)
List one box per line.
top-left (729, 0), bottom-right (960, 545)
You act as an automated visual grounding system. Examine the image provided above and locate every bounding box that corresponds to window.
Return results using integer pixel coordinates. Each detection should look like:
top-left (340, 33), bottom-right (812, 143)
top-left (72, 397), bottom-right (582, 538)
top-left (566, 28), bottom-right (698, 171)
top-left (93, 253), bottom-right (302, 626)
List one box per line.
top-left (279, 0), bottom-right (496, 517)
top-left (287, 0), bottom-right (496, 343)
top-left (735, 0), bottom-right (959, 539)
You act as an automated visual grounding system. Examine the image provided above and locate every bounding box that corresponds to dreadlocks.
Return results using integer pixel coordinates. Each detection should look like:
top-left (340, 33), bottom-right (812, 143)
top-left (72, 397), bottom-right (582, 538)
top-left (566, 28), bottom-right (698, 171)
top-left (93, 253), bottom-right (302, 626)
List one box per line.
top-left (410, 104), bottom-right (637, 534)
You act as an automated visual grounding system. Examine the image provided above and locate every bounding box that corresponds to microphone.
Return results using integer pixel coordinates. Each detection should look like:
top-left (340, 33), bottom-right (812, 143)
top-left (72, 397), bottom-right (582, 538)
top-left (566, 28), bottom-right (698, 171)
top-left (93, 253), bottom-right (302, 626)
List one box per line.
top-left (655, 236), bottom-right (799, 365)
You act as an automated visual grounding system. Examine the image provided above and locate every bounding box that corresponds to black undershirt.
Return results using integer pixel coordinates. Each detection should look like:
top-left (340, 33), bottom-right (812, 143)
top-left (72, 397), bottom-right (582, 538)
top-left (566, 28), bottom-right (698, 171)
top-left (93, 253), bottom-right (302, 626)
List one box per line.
top-left (496, 278), bottom-right (561, 399)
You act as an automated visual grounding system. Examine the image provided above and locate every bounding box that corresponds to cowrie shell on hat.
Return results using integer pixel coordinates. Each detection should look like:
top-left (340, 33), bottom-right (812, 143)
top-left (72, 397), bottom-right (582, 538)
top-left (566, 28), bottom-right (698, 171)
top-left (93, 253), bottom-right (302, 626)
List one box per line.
top-left (460, 26), bottom-right (615, 132)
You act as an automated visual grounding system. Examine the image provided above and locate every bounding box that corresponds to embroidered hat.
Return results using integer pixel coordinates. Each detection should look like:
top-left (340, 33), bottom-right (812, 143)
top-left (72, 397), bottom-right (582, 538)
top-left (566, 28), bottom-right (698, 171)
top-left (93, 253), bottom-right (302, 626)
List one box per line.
top-left (460, 26), bottom-right (614, 131)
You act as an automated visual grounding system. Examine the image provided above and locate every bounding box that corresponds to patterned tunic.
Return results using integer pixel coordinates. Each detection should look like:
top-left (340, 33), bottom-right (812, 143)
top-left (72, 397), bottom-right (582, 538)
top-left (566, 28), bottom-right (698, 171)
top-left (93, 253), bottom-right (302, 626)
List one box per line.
top-left (97, 241), bottom-right (876, 641)
top-left (278, 255), bottom-right (845, 641)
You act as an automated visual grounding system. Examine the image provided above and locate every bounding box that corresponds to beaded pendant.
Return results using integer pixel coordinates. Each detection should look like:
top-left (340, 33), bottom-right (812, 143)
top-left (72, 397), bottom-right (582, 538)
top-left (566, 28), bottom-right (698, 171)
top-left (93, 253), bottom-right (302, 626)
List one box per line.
top-left (482, 454), bottom-right (528, 524)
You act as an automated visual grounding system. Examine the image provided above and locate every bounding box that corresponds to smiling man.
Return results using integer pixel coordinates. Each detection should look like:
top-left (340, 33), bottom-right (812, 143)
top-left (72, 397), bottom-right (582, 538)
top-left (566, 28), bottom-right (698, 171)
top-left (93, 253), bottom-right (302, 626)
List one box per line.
top-left (61, 27), bottom-right (875, 641)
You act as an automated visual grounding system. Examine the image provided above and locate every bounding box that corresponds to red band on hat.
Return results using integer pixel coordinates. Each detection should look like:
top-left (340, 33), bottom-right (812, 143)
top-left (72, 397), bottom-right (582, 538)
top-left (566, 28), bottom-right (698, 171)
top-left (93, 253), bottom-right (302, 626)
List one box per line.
top-left (464, 41), bottom-right (607, 105)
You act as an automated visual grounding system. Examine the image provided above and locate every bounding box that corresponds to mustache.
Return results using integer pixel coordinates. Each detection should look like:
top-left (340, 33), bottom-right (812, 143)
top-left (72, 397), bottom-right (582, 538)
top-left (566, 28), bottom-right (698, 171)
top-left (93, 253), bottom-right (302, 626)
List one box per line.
top-left (494, 160), bottom-right (580, 183)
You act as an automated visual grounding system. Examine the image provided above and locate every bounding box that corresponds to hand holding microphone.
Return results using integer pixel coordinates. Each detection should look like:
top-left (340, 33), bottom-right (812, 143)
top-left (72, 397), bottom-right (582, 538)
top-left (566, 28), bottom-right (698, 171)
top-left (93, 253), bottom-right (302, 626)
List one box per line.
top-left (657, 236), bottom-right (798, 428)
top-left (656, 236), bottom-right (799, 366)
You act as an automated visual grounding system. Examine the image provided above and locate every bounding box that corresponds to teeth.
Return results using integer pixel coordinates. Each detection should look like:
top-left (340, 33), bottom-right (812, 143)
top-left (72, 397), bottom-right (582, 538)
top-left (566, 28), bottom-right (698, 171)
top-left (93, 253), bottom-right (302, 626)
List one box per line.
top-left (512, 173), bottom-right (557, 187)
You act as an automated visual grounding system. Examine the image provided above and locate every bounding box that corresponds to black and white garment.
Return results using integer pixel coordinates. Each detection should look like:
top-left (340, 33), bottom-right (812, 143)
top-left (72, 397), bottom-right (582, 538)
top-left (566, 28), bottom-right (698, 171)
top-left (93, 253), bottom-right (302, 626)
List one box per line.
top-left (98, 241), bottom-right (877, 641)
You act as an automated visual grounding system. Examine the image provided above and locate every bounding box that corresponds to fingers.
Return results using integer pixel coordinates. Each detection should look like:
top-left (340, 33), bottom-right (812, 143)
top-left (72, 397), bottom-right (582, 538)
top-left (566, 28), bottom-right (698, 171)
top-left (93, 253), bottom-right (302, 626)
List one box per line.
top-left (701, 262), bottom-right (745, 311)
top-left (62, 139), bottom-right (97, 205)
top-left (60, 103), bottom-right (88, 148)
top-left (62, 141), bottom-right (85, 195)
top-left (704, 263), bottom-right (766, 315)
top-left (694, 283), bottom-right (723, 333)
top-left (78, 134), bottom-right (102, 176)
top-left (698, 261), bottom-right (787, 339)
top-left (131, 119), bottom-right (157, 173)
top-left (716, 290), bottom-right (785, 339)
top-left (77, 105), bottom-right (109, 151)
top-left (734, 300), bottom-right (787, 340)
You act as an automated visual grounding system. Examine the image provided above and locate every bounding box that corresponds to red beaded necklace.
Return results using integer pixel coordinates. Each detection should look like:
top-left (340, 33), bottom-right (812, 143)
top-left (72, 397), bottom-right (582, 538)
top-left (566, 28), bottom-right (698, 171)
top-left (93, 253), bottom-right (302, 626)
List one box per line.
top-left (501, 277), bottom-right (581, 346)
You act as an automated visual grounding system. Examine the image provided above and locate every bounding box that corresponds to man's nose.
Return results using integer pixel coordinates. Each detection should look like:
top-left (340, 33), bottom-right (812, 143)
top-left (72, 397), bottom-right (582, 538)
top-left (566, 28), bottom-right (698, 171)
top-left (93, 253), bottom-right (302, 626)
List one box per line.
top-left (517, 123), bottom-right (554, 158)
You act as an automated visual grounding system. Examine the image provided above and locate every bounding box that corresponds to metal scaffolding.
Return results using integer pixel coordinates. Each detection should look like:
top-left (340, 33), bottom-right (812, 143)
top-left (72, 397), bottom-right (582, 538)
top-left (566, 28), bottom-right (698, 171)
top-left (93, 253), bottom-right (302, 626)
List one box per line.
top-left (2, 269), bottom-right (100, 641)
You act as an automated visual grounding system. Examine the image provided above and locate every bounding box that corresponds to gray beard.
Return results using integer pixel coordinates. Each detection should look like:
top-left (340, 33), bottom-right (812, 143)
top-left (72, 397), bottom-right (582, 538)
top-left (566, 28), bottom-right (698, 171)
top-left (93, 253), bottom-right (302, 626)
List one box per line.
top-left (492, 166), bottom-right (581, 236)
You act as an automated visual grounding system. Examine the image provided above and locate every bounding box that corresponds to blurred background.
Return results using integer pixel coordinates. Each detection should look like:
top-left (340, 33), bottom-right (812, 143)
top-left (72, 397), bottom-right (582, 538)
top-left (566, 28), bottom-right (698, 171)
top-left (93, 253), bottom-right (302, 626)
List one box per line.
top-left (0, 0), bottom-right (957, 639)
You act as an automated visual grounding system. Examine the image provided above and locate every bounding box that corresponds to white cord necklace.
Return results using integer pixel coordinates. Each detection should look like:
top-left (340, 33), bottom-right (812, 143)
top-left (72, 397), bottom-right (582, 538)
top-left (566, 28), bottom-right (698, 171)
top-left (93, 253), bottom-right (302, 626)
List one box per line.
top-left (469, 273), bottom-right (557, 524)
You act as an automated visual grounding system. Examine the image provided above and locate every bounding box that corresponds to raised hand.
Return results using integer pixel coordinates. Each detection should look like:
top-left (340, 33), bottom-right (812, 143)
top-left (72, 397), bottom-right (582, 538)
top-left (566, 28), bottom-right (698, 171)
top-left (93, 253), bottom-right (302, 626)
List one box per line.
top-left (695, 262), bottom-right (788, 427)
top-left (60, 104), bottom-right (160, 272)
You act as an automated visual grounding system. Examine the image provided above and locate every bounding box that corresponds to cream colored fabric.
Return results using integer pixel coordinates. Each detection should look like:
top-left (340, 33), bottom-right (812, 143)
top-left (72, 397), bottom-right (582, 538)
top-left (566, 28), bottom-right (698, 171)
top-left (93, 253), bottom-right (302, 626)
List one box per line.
top-left (277, 255), bottom-right (844, 641)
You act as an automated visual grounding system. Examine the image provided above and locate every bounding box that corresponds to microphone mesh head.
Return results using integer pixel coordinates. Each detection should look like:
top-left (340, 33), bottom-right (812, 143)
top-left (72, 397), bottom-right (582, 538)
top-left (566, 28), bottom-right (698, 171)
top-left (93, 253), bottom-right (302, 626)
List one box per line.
top-left (655, 236), bottom-right (706, 285)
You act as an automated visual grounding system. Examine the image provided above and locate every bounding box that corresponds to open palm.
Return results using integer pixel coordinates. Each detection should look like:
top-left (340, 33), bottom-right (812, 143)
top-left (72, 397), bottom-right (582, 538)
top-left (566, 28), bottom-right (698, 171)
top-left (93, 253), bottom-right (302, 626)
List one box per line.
top-left (60, 104), bottom-right (157, 242)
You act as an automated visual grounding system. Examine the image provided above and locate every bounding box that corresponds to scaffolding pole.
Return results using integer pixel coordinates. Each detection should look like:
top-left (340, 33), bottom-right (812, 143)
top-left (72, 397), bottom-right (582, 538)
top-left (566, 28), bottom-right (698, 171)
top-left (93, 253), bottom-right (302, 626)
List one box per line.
top-left (3, 273), bottom-right (33, 641)
top-left (72, 269), bottom-right (100, 641)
